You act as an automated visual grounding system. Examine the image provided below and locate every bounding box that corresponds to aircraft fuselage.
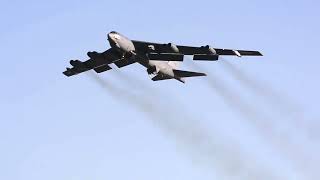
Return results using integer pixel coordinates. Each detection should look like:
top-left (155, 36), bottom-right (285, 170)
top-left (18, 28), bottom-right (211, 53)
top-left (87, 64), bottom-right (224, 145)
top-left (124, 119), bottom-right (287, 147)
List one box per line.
top-left (107, 31), bottom-right (135, 55)
top-left (107, 31), bottom-right (183, 82)
top-left (64, 31), bottom-right (262, 82)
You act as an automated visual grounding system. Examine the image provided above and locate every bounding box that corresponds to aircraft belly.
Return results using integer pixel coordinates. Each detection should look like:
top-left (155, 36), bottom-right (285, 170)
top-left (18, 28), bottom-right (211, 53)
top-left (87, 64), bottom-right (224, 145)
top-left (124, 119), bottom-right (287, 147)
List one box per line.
top-left (161, 66), bottom-right (174, 76)
top-left (148, 60), bottom-right (167, 66)
top-left (148, 60), bottom-right (174, 77)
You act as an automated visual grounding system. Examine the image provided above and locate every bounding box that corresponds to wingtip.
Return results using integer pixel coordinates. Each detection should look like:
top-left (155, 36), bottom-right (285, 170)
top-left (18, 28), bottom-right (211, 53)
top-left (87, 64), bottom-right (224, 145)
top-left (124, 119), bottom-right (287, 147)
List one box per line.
top-left (257, 51), bottom-right (263, 56)
top-left (62, 71), bottom-right (69, 76)
top-left (63, 68), bottom-right (77, 77)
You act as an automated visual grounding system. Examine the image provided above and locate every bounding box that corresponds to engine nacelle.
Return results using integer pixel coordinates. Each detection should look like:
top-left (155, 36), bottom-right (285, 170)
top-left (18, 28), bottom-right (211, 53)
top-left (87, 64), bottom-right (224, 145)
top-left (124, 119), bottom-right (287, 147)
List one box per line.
top-left (164, 43), bottom-right (179, 53)
top-left (147, 45), bottom-right (155, 51)
top-left (147, 66), bottom-right (160, 75)
top-left (70, 60), bottom-right (76, 66)
top-left (202, 45), bottom-right (217, 55)
top-left (70, 60), bottom-right (81, 67)
top-left (87, 51), bottom-right (99, 59)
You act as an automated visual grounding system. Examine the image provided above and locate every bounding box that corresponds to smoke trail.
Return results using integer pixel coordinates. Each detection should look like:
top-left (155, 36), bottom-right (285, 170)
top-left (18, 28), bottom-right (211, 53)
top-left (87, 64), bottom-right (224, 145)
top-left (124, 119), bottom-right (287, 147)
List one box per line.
top-left (88, 72), bottom-right (291, 180)
top-left (219, 59), bottom-right (301, 117)
top-left (218, 59), bottom-right (316, 139)
top-left (218, 59), bottom-right (320, 178)
top-left (219, 60), bottom-right (320, 140)
top-left (187, 62), bottom-right (269, 125)
top-left (187, 62), bottom-right (318, 179)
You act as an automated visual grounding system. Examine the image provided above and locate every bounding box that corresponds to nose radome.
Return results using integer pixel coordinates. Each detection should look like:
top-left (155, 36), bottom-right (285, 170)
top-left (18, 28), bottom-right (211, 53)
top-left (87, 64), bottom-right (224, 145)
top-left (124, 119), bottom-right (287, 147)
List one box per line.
top-left (107, 33), bottom-right (112, 40)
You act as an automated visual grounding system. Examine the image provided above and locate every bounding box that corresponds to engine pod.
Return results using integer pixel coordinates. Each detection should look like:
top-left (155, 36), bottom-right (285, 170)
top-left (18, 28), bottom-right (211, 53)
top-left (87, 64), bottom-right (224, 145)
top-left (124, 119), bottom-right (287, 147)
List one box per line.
top-left (87, 51), bottom-right (100, 59)
top-left (163, 43), bottom-right (179, 53)
top-left (70, 60), bottom-right (83, 67)
top-left (201, 45), bottom-right (217, 55)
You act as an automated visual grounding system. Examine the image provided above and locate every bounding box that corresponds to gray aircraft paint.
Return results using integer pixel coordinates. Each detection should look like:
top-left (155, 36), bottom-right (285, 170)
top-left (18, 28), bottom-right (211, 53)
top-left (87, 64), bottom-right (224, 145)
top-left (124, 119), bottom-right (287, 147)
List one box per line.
top-left (64, 31), bottom-right (262, 83)
top-left (107, 31), bottom-right (136, 53)
top-left (107, 31), bottom-right (186, 82)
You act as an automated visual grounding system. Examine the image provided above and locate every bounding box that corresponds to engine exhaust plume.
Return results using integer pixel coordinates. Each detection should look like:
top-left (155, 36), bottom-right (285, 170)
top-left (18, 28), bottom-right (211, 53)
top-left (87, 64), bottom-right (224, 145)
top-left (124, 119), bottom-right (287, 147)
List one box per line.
top-left (187, 62), bottom-right (266, 124)
top-left (219, 59), bottom-right (320, 143)
top-left (219, 59), bottom-right (302, 117)
top-left (187, 61), bottom-right (318, 179)
top-left (88, 71), bottom-right (292, 180)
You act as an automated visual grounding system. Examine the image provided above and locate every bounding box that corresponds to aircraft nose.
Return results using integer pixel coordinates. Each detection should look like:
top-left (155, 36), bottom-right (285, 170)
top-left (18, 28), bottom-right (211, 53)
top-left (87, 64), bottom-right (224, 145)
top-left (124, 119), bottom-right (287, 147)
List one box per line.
top-left (107, 33), bottom-right (112, 40)
top-left (107, 33), bottom-right (115, 44)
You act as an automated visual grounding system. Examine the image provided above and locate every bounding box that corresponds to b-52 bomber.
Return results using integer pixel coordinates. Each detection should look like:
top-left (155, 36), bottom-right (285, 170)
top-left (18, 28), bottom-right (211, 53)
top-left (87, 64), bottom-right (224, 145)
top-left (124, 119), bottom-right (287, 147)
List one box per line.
top-left (63, 31), bottom-right (262, 83)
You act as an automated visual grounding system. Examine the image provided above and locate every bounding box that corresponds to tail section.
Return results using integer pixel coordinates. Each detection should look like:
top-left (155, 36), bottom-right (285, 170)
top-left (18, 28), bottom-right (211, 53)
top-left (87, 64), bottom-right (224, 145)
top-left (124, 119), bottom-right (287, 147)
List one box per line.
top-left (173, 69), bottom-right (206, 78)
top-left (151, 69), bottom-right (206, 83)
top-left (173, 69), bottom-right (206, 83)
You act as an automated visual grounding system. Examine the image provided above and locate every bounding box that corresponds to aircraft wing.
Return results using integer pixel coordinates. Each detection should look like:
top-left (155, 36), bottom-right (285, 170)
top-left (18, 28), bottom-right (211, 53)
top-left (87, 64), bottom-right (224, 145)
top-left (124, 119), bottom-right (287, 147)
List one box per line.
top-left (63, 48), bottom-right (122, 77)
top-left (132, 40), bottom-right (263, 58)
top-left (174, 45), bottom-right (262, 56)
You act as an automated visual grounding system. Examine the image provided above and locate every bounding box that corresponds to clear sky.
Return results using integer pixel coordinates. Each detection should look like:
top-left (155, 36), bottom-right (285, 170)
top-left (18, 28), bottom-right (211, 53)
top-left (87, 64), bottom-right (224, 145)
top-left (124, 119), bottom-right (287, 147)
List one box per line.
top-left (1, 0), bottom-right (320, 180)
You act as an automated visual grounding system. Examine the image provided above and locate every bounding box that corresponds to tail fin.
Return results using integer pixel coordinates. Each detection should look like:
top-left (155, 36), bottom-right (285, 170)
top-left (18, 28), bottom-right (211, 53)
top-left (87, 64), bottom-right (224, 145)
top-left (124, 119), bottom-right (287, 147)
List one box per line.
top-left (173, 69), bottom-right (207, 78)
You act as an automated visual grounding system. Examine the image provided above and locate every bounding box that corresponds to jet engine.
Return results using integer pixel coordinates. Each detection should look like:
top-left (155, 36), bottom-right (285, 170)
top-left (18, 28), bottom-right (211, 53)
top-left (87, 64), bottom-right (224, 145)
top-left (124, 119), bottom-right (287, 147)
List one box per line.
top-left (147, 66), bottom-right (161, 79)
top-left (147, 66), bottom-right (160, 75)
top-left (70, 60), bottom-right (82, 67)
top-left (147, 45), bottom-right (155, 51)
top-left (201, 45), bottom-right (217, 54)
top-left (70, 60), bottom-right (77, 67)
top-left (164, 43), bottom-right (179, 53)
top-left (147, 66), bottom-right (160, 79)
top-left (87, 51), bottom-right (100, 59)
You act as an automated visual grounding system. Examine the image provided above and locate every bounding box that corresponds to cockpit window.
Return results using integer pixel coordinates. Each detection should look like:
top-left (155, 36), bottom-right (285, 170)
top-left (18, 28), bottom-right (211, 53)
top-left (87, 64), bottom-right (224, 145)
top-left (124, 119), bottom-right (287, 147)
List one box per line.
top-left (110, 31), bottom-right (118, 34)
top-left (114, 34), bottom-right (121, 40)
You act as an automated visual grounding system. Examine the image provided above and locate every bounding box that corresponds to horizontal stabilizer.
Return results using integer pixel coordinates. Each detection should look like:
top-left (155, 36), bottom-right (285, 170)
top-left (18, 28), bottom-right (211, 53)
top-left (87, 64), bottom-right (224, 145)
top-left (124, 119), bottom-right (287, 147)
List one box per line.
top-left (237, 50), bottom-right (263, 56)
top-left (94, 64), bottom-right (112, 73)
top-left (193, 54), bottom-right (219, 61)
top-left (173, 69), bottom-right (206, 77)
top-left (216, 49), bottom-right (263, 56)
top-left (152, 74), bottom-right (173, 81)
top-left (148, 53), bottom-right (184, 61)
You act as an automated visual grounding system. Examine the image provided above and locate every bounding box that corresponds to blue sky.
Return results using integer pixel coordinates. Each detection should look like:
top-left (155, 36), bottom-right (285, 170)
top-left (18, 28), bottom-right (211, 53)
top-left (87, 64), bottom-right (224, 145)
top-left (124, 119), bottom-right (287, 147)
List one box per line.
top-left (1, 0), bottom-right (320, 180)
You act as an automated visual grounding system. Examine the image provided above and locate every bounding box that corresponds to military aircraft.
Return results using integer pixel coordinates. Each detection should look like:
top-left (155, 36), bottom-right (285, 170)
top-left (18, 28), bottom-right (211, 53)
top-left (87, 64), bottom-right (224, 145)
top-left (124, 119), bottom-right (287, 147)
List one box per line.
top-left (63, 31), bottom-right (262, 83)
